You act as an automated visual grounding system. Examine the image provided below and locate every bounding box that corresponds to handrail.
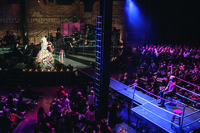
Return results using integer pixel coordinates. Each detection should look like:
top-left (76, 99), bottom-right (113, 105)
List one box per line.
top-left (131, 84), bottom-right (184, 130)
top-left (134, 85), bottom-right (185, 107)
top-left (175, 76), bottom-right (200, 88)
top-left (176, 85), bottom-right (200, 98)
top-left (131, 77), bottom-right (200, 131)
top-left (176, 92), bottom-right (198, 103)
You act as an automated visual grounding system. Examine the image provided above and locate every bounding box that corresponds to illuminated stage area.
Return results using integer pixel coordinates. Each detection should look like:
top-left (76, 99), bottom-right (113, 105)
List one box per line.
top-left (1, 0), bottom-right (200, 133)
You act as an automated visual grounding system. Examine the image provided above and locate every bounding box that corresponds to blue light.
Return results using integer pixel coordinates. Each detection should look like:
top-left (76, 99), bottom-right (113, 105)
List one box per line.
top-left (125, 0), bottom-right (144, 31)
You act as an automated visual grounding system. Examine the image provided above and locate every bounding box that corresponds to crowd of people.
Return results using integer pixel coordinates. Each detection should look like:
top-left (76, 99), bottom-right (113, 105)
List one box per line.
top-left (0, 85), bottom-right (41, 133)
top-left (34, 85), bottom-right (115, 133)
top-left (120, 43), bottom-right (200, 108)
top-left (0, 83), bottom-right (120, 133)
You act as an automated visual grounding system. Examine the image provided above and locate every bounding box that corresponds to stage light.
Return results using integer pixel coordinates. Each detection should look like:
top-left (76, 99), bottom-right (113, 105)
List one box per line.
top-left (54, 69), bottom-right (57, 72)
top-left (60, 69), bottom-right (63, 72)
top-left (67, 69), bottom-right (69, 71)
top-left (48, 69), bottom-right (50, 72)
top-left (35, 69), bottom-right (38, 72)
top-left (125, 0), bottom-right (144, 31)
top-left (0, 68), bottom-right (1, 71)
top-left (29, 69), bottom-right (32, 72)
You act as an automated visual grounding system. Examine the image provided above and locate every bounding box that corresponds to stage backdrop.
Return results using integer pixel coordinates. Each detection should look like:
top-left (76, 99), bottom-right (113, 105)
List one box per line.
top-left (61, 22), bottom-right (85, 36)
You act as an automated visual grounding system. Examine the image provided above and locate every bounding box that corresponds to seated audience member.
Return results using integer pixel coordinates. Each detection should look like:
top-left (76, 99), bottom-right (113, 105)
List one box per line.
top-left (85, 125), bottom-right (94, 133)
top-left (63, 111), bottom-right (73, 132)
top-left (69, 86), bottom-right (78, 101)
top-left (189, 88), bottom-right (200, 107)
top-left (16, 96), bottom-right (30, 114)
top-left (23, 85), bottom-right (44, 100)
top-left (0, 109), bottom-right (14, 133)
top-left (87, 81), bottom-right (94, 93)
top-left (0, 109), bottom-right (23, 132)
top-left (99, 119), bottom-right (112, 133)
top-left (78, 97), bottom-right (88, 114)
top-left (74, 91), bottom-right (83, 106)
top-left (122, 76), bottom-right (128, 85)
top-left (118, 73), bottom-right (124, 83)
top-left (85, 105), bottom-right (95, 120)
top-left (158, 76), bottom-right (176, 107)
top-left (147, 84), bottom-right (159, 97)
top-left (0, 93), bottom-right (6, 111)
top-left (37, 106), bottom-right (47, 124)
top-left (57, 86), bottom-right (65, 99)
top-left (6, 94), bottom-right (15, 110)
top-left (68, 106), bottom-right (80, 129)
top-left (51, 99), bottom-right (62, 116)
top-left (109, 99), bottom-right (123, 129)
top-left (61, 93), bottom-right (70, 110)
top-left (15, 86), bottom-right (23, 99)
top-left (39, 119), bottom-right (52, 133)
top-left (84, 113), bottom-right (98, 132)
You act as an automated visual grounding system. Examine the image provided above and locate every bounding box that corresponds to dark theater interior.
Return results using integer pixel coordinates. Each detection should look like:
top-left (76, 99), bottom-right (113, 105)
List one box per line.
top-left (0, 0), bottom-right (200, 133)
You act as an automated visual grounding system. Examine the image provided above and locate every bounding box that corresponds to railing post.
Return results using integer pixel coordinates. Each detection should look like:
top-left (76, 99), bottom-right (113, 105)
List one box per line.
top-left (180, 106), bottom-right (185, 132)
top-left (132, 83), bottom-right (137, 108)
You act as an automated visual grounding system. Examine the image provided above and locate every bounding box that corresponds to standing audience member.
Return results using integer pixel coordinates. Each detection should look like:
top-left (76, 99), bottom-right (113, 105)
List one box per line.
top-left (61, 93), bottom-right (70, 110)
top-left (6, 94), bottom-right (15, 110)
top-left (37, 106), bottom-right (47, 124)
top-left (57, 86), bottom-right (65, 99)
top-left (88, 90), bottom-right (95, 106)
top-left (108, 99), bottom-right (123, 129)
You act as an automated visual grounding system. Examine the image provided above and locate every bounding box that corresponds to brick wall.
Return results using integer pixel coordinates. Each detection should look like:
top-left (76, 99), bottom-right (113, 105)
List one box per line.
top-left (0, 0), bottom-right (22, 43)
top-left (0, 0), bottom-right (126, 45)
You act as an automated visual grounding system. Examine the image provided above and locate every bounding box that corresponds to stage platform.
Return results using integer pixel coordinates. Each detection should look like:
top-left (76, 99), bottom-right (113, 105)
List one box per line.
top-left (132, 100), bottom-right (200, 133)
top-left (78, 67), bottom-right (200, 133)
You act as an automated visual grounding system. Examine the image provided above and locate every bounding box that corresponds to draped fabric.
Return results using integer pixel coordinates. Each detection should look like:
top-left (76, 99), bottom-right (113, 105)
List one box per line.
top-left (61, 22), bottom-right (85, 36)
top-left (61, 23), bottom-right (69, 36)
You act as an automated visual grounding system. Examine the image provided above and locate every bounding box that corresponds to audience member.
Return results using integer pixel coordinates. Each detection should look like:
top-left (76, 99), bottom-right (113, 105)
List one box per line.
top-left (158, 76), bottom-right (176, 107)
top-left (37, 106), bottom-right (47, 124)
